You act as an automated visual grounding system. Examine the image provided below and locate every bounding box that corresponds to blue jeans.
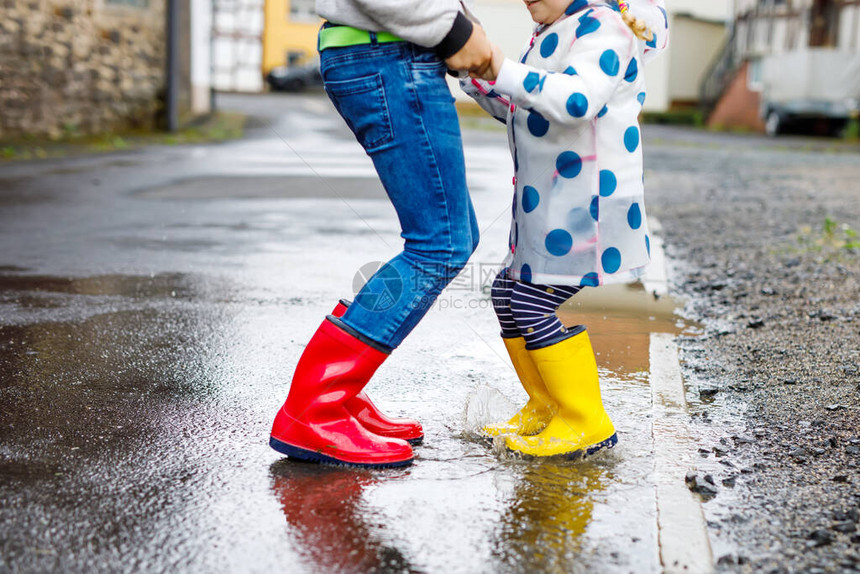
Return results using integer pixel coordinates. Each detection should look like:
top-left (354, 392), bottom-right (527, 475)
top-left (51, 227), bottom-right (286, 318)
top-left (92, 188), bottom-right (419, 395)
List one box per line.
top-left (319, 37), bottom-right (479, 350)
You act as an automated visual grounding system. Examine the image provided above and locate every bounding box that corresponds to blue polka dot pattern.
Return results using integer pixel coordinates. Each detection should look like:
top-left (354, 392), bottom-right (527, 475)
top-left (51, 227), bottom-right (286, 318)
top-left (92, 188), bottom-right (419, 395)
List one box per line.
top-left (546, 229), bottom-right (573, 256)
top-left (577, 13), bottom-right (601, 37)
top-left (624, 58), bottom-right (638, 82)
top-left (566, 93), bottom-right (588, 118)
top-left (645, 235), bottom-right (651, 256)
top-left (540, 33), bottom-right (559, 58)
top-left (580, 272), bottom-right (599, 287)
top-left (502, 4), bottom-right (654, 286)
top-left (521, 263), bottom-right (532, 282)
top-left (646, 34), bottom-right (657, 49)
top-left (599, 50), bottom-right (620, 76)
top-left (627, 203), bottom-right (642, 229)
top-left (566, 0), bottom-right (588, 14)
top-left (601, 247), bottom-right (622, 273)
top-left (522, 186), bottom-right (540, 213)
top-left (523, 72), bottom-right (541, 93)
top-left (624, 126), bottom-right (639, 152)
top-left (566, 207), bottom-right (593, 236)
top-left (527, 110), bottom-right (550, 137)
top-left (599, 170), bottom-right (616, 197)
top-left (556, 151), bottom-right (582, 179)
top-left (511, 192), bottom-right (517, 217)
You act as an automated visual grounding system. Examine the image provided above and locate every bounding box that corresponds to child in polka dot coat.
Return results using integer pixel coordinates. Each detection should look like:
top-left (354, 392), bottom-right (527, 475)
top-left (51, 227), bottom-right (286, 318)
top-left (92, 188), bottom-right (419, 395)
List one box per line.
top-left (462, 0), bottom-right (669, 458)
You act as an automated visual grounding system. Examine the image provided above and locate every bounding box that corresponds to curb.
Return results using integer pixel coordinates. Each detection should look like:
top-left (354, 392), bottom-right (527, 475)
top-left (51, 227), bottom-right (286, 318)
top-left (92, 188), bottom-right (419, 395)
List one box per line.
top-left (647, 219), bottom-right (714, 573)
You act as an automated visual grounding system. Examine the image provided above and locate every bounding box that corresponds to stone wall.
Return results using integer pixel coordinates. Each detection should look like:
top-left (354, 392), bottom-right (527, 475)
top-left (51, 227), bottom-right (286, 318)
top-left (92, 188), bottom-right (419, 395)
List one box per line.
top-left (0, 0), bottom-right (167, 140)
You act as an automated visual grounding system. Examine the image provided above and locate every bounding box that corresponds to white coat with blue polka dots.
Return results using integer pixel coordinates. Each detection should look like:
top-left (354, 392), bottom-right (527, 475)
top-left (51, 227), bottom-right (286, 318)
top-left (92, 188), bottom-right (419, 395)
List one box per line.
top-left (463, 0), bottom-right (669, 287)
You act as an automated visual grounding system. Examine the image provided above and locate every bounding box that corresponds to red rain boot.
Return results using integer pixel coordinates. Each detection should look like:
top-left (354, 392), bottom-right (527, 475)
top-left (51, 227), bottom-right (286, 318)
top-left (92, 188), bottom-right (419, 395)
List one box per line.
top-left (270, 317), bottom-right (413, 467)
top-left (332, 300), bottom-right (424, 445)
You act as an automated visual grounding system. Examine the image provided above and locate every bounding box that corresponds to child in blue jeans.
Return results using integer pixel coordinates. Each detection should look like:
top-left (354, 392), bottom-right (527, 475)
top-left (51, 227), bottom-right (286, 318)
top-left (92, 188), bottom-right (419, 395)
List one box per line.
top-left (463, 0), bottom-right (668, 458)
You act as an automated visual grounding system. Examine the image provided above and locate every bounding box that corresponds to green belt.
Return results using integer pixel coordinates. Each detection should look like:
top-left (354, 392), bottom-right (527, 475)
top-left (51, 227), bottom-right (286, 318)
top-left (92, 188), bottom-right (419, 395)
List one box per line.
top-left (318, 24), bottom-right (404, 51)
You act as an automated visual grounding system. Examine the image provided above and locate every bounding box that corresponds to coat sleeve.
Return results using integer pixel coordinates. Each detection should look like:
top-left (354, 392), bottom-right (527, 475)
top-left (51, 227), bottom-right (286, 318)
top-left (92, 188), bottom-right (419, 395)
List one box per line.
top-left (628, 0), bottom-right (669, 63)
top-left (492, 13), bottom-right (636, 127)
top-left (459, 77), bottom-right (510, 124)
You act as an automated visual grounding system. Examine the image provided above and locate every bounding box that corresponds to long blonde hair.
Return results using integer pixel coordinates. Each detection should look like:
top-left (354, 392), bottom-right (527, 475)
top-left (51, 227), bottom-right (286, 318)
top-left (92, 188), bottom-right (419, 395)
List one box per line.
top-left (619, 2), bottom-right (654, 42)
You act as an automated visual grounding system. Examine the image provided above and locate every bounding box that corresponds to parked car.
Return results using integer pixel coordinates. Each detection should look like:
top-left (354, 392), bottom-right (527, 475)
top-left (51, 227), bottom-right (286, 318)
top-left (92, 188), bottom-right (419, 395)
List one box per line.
top-left (763, 97), bottom-right (858, 137)
top-left (266, 59), bottom-right (322, 92)
top-left (759, 51), bottom-right (860, 137)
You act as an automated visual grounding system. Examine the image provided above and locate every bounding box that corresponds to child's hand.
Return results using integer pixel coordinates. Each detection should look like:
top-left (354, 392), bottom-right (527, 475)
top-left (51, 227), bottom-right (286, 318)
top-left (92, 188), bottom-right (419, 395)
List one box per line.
top-left (471, 44), bottom-right (504, 82)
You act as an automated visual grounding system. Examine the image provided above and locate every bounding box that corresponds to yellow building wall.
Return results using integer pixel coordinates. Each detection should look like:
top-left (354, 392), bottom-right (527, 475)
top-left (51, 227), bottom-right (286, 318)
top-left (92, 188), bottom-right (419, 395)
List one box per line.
top-left (263, 0), bottom-right (322, 73)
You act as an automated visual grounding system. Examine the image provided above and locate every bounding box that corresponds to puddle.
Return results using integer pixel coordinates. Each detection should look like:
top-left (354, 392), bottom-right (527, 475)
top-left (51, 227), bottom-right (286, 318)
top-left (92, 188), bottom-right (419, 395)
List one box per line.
top-left (557, 282), bottom-right (696, 375)
top-left (0, 271), bottom-right (701, 572)
top-left (0, 272), bottom-right (249, 326)
top-left (0, 272), bottom-right (194, 298)
top-left (0, 275), bottom-right (680, 572)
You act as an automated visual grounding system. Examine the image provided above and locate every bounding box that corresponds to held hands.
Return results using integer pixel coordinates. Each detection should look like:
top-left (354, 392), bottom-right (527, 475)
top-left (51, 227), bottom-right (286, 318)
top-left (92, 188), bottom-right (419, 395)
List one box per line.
top-left (445, 23), bottom-right (493, 77)
top-left (470, 44), bottom-right (504, 82)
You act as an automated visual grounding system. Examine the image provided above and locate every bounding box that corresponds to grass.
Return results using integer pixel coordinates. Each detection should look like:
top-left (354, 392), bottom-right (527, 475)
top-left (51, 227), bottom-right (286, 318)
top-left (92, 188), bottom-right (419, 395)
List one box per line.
top-left (0, 111), bottom-right (247, 162)
top-left (797, 217), bottom-right (860, 253)
top-left (843, 118), bottom-right (860, 141)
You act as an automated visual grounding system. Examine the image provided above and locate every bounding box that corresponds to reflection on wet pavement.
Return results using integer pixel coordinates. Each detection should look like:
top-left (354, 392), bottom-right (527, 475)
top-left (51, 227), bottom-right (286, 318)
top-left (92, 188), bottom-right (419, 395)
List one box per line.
top-left (270, 461), bottom-right (417, 573)
top-left (491, 462), bottom-right (599, 571)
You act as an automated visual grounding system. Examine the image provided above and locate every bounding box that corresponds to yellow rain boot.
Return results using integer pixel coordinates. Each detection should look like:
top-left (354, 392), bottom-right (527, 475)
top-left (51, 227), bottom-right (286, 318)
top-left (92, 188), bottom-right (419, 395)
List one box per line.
top-left (482, 337), bottom-right (557, 437)
top-left (505, 329), bottom-right (617, 458)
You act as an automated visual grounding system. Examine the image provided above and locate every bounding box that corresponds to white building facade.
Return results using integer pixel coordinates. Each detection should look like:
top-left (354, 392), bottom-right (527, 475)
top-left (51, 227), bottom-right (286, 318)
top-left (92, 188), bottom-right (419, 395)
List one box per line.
top-left (704, 0), bottom-right (860, 133)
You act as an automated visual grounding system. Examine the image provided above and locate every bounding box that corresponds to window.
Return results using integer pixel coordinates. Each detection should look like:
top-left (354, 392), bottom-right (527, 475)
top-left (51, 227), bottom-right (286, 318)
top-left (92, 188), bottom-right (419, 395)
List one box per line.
top-left (747, 58), bottom-right (763, 92)
top-left (289, 0), bottom-right (317, 23)
top-left (809, 0), bottom-right (839, 47)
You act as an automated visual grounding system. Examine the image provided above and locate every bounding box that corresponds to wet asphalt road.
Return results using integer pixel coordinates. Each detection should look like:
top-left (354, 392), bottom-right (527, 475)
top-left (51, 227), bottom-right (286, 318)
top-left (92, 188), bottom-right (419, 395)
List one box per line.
top-left (0, 91), bottom-right (858, 573)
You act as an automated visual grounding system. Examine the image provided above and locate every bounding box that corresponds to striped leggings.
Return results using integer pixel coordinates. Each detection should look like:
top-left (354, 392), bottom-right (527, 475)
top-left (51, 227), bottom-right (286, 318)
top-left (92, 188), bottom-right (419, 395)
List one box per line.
top-left (491, 269), bottom-right (582, 349)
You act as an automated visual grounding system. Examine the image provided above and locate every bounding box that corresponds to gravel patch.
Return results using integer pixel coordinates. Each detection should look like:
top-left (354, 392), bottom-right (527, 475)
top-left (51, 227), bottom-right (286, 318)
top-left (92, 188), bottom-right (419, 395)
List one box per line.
top-left (645, 128), bottom-right (860, 573)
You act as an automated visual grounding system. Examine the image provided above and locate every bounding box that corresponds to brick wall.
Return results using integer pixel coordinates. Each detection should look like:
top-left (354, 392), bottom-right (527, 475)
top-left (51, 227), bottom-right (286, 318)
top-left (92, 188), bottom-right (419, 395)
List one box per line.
top-left (0, 0), bottom-right (167, 140)
top-left (707, 61), bottom-right (767, 133)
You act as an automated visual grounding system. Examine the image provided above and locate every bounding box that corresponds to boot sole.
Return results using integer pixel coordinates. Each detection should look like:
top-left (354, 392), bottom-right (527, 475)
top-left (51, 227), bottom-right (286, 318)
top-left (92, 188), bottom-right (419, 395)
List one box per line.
top-left (406, 436), bottom-right (423, 446)
top-left (269, 436), bottom-right (413, 469)
top-left (583, 432), bottom-right (618, 457)
top-left (507, 432), bottom-right (618, 461)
